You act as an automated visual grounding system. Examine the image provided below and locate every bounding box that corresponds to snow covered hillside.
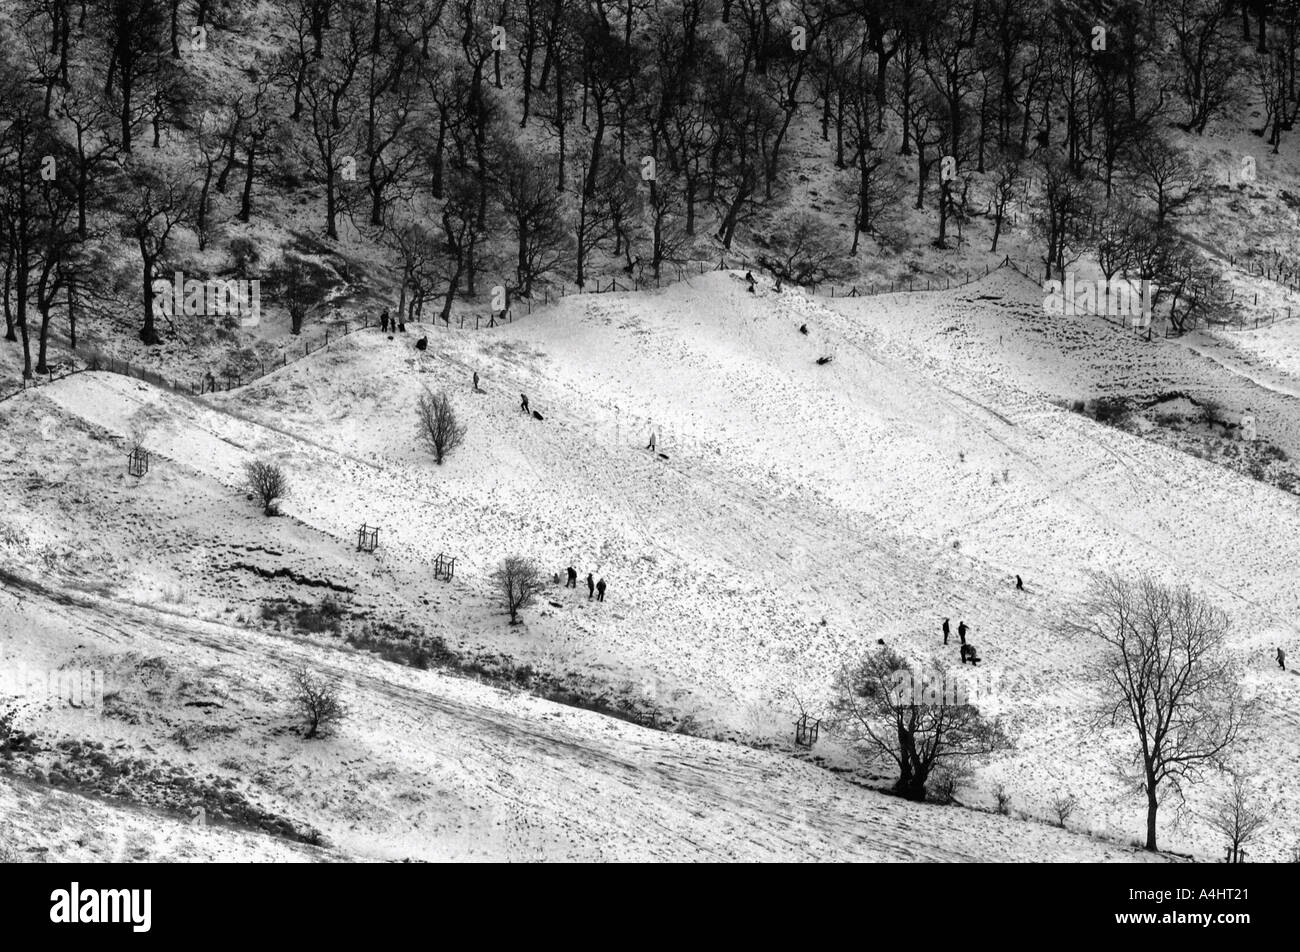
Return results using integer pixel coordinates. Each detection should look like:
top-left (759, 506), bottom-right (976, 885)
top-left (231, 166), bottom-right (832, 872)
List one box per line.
top-left (2, 268), bottom-right (1297, 860)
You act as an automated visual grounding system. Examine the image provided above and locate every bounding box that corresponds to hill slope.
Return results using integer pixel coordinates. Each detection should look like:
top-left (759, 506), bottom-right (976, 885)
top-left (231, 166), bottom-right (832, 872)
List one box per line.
top-left (2, 269), bottom-right (1298, 859)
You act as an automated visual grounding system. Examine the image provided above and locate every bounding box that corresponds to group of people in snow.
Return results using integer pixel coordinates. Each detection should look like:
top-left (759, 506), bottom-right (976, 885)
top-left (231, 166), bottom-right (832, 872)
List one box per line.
top-left (565, 566), bottom-right (607, 602)
top-left (942, 617), bottom-right (980, 665)
top-left (379, 307), bottom-right (406, 334)
top-left (940, 577), bottom-right (1029, 666)
top-left (937, 576), bottom-right (1291, 675)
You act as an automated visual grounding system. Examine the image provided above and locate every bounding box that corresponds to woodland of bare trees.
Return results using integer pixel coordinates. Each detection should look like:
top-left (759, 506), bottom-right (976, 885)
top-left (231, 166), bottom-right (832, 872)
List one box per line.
top-left (1, 0), bottom-right (1294, 372)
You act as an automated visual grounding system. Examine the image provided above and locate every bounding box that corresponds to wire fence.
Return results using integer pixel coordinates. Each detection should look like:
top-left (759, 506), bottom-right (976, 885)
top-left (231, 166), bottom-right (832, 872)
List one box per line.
top-left (0, 315), bottom-right (378, 404)
top-left (1226, 251), bottom-right (1300, 296)
top-left (9, 245), bottom-right (1286, 403)
top-left (2, 255), bottom-right (1020, 403)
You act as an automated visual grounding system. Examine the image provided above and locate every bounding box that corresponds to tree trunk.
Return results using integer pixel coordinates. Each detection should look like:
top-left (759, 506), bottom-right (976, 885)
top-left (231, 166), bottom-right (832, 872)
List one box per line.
top-left (139, 251), bottom-right (160, 345)
top-left (1145, 779), bottom-right (1159, 851)
top-left (239, 144), bottom-right (256, 222)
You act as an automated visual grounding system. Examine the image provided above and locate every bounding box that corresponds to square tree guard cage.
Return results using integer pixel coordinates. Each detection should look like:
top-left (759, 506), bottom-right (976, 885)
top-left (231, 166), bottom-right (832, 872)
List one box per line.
top-left (127, 447), bottom-right (150, 478)
top-left (795, 714), bottom-right (821, 747)
top-left (434, 553), bottom-right (456, 581)
top-left (357, 524), bottom-right (379, 552)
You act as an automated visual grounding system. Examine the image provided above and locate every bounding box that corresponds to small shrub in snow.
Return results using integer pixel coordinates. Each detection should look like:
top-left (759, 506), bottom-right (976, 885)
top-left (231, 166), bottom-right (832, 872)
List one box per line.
top-left (994, 783), bottom-right (1012, 815)
top-left (1052, 792), bottom-right (1078, 828)
top-left (291, 666), bottom-right (347, 739)
top-left (229, 237), bottom-right (259, 272)
top-left (930, 763), bottom-right (974, 805)
top-left (244, 460), bottom-right (288, 516)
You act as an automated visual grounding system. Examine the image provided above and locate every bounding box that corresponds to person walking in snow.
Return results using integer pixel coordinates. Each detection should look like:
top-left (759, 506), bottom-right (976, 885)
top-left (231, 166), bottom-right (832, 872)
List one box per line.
top-left (566, 566), bottom-right (577, 589)
top-left (520, 393), bottom-right (530, 413)
top-left (472, 371), bottom-right (481, 392)
top-left (380, 310), bottom-right (389, 332)
top-left (1015, 574), bottom-right (1024, 591)
top-left (646, 431), bottom-right (656, 451)
top-left (596, 578), bottom-right (607, 602)
top-left (942, 618), bottom-right (951, 645)
top-left (1279, 647), bottom-right (1287, 671)
top-left (958, 620), bottom-right (968, 645)
top-left (586, 573), bottom-right (595, 599)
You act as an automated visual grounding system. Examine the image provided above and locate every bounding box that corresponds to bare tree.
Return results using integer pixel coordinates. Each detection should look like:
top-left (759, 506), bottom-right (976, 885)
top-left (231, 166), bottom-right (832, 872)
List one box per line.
top-left (985, 148), bottom-right (1023, 253)
top-left (244, 460), bottom-right (288, 515)
top-left (1122, 135), bottom-right (1202, 228)
top-left (828, 646), bottom-right (1011, 802)
top-left (1164, 0), bottom-right (1237, 135)
top-left (416, 389), bottom-right (466, 465)
top-left (1073, 572), bottom-right (1253, 852)
top-left (123, 165), bottom-right (192, 345)
top-left (1051, 792), bottom-right (1078, 828)
top-left (1095, 199), bottom-right (1150, 283)
top-left (495, 147), bottom-right (568, 297)
top-left (282, 258), bottom-right (314, 335)
top-left (387, 218), bottom-right (440, 324)
top-left (645, 174), bottom-right (692, 280)
top-left (492, 556), bottom-right (543, 625)
top-left (756, 213), bottom-right (846, 287)
top-left (1205, 771), bottom-right (1269, 861)
top-left (1033, 148), bottom-right (1097, 280)
top-left (291, 665), bottom-right (347, 739)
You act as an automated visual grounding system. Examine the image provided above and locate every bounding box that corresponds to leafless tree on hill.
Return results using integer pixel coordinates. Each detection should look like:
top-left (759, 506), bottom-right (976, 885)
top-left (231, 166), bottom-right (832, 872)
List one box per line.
top-left (415, 389), bottom-right (466, 465)
top-left (291, 664), bottom-right (348, 739)
top-left (1072, 572), bottom-right (1254, 852)
top-left (493, 556), bottom-right (543, 625)
top-left (829, 646), bottom-right (1011, 802)
top-left (244, 460), bottom-right (289, 516)
top-left (1205, 771), bottom-right (1270, 860)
